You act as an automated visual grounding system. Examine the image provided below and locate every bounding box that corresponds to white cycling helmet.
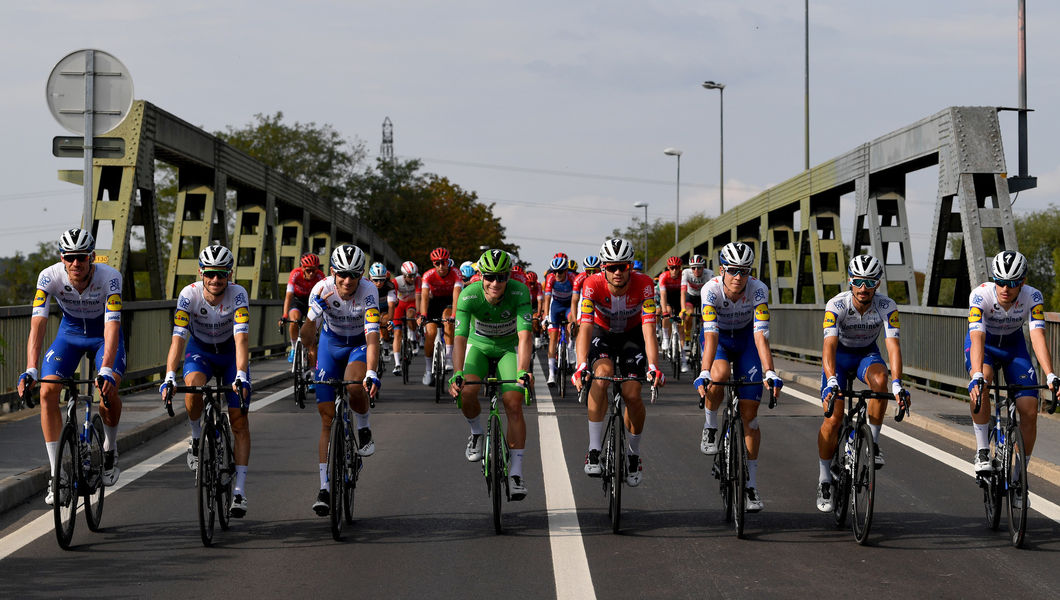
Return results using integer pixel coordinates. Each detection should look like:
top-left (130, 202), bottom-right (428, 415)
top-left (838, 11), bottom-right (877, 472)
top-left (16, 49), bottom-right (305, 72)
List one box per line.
top-left (368, 262), bottom-right (387, 279)
top-left (599, 238), bottom-right (635, 263)
top-left (848, 254), bottom-right (883, 279)
top-left (688, 254), bottom-right (706, 268)
top-left (331, 244), bottom-right (366, 275)
top-left (198, 244), bottom-right (234, 270)
top-left (992, 250), bottom-right (1028, 280)
top-left (719, 242), bottom-right (754, 268)
top-left (400, 260), bottom-right (418, 276)
top-left (59, 228), bottom-right (95, 254)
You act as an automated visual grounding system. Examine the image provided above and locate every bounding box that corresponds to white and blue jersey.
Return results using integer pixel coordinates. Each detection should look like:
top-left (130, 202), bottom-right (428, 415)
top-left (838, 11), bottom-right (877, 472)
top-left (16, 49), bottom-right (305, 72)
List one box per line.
top-left (821, 291), bottom-right (900, 397)
top-left (700, 276), bottom-right (771, 400)
top-left (965, 282), bottom-right (1046, 398)
top-left (33, 262), bottom-right (126, 378)
top-left (172, 282), bottom-right (251, 406)
top-left (307, 277), bottom-right (380, 404)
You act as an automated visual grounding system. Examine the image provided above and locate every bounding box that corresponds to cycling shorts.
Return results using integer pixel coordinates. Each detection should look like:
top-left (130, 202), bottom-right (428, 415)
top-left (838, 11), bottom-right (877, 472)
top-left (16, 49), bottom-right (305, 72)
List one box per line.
top-left (587, 325), bottom-right (646, 378)
top-left (426, 296), bottom-right (452, 320)
top-left (548, 301), bottom-right (571, 332)
top-left (463, 343), bottom-right (523, 395)
top-left (183, 337), bottom-right (245, 408)
top-left (663, 293), bottom-right (682, 317)
top-left (820, 343), bottom-right (886, 399)
top-left (288, 296), bottom-right (309, 318)
top-left (710, 326), bottom-right (763, 401)
top-left (314, 331), bottom-right (368, 405)
top-left (964, 331), bottom-right (1039, 399)
top-left (42, 332), bottom-right (127, 380)
top-left (393, 300), bottom-right (417, 328)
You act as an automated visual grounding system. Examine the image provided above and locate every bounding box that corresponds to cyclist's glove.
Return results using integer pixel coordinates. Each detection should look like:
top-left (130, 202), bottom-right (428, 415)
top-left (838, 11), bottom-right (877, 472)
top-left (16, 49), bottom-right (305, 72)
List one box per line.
top-left (572, 362), bottom-right (589, 386)
top-left (891, 378), bottom-right (905, 397)
top-left (823, 376), bottom-right (840, 400)
top-left (449, 372), bottom-right (464, 389)
top-left (98, 366), bottom-right (116, 388)
top-left (1047, 372), bottom-right (1060, 391)
top-left (159, 371), bottom-right (177, 395)
top-left (968, 372), bottom-right (985, 393)
top-left (694, 370), bottom-right (711, 391)
top-left (19, 368), bottom-right (38, 389)
top-left (364, 370), bottom-right (381, 392)
top-left (234, 370), bottom-right (252, 401)
top-left (647, 364), bottom-right (665, 387)
top-left (517, 369), bottom-right (532, 388)
top-left (310, 294), bottom-right (329, 314)
top-left (765, 369), bottom-right (783, 391)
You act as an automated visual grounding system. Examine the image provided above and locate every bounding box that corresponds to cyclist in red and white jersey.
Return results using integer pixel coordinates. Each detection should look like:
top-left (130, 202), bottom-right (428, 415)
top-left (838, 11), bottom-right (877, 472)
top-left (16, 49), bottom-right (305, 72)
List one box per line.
top-left (572, 238), bottom-right (665, 486)
top-left (390, 261), bottom-right (421, 376)
top-left (418, 247), bottom-right (463, 385)
top-left (281, 253), bottom-right (326, 361)
top-left (657, 256), bottom-right (683, 355)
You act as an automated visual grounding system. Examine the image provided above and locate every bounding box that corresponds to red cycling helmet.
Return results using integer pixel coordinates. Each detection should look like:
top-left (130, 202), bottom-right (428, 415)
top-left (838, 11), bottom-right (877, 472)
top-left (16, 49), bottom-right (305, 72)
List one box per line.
top-left (526, 271), bottom-right (538, 284)
top-left (430, 247), bottom-right (450, 262)
top-left (666, 256), bottom-right (682, 267)
top-left (301, 253), bottom-right (321, 268)
top-left (512, 264), bottom-right (524, 273)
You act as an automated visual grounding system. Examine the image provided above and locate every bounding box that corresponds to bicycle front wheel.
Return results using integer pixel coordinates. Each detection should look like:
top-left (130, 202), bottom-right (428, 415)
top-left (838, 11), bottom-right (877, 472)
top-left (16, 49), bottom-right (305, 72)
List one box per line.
top-left (730, 414), bottom-right (747, 538)
top-left (196, 427), bottom-right (218, 546)
top-left (851, 421), bottom-right (876, 544)
top-left (488, 412), bottom-right (504, 534)
top-left (434, 344), bottom-right (445, 403)
top-left (558, 343), bottom-right (568, 399)
top-left (53, 425), bottom-right (78, 549)
top-left (84, 415), bottom-right (106, 532)
top-left (831, 427), bottom-right (852, 528)
top-left (217, 421), bottom-right (234, 531)
top-left (610, 412), bottom-right (626, 534)
top-left (670, 322), bottom-right (681, 380)
top-left (328, 417), bottom-right (346, 540)
top-left (293, 345), bottom-right (307, 409)
top-left (1006, 425), bottom-right (1029, 548)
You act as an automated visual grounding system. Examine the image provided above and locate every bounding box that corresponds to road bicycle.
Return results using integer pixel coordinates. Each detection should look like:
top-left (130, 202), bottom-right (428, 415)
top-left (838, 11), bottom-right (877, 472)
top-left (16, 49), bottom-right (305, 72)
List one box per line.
top-left (422, 316), bottom-right (454, 403)
top-left (972, 376), bottom-right (1057, 548)
top-left (166, 377), bottom-right (245, 546)
top-left (279, 317), bottom-right (309, 408)
top-left (23, 377), bottom-right (107, 549)
top-left (823, 380), bottom-right (907, 544)
top-left (555, 317), bottom-right (574, 399)
top-left (392, 316), bottom-right (416, 385)
top-left (579, 371), bottom-right (657, 533)
top-left (316, 377), bottom-right (369, 541)
top-left (706, 378), bottom-right (778, 539)
top-left (685, 312), bottom-right (703, 382)
top-left (666, 313), bottom-right (683, 381)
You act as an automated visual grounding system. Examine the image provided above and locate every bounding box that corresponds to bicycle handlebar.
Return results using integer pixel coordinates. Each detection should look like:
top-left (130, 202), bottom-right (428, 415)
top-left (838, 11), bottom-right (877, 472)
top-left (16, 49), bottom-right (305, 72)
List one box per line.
top-left (702, 379), bottom-right (779, 409)
top-left (583, 373), bottom-right (660, 404)
top-left (824, 388), bottom-right (896, 419)
top-left (29, 376), bottom-right (111, 409)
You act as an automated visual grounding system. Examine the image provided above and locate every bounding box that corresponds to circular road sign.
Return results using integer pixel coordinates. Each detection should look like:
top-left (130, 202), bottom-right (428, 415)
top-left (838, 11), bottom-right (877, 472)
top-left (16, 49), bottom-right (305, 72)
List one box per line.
top-left (46, 49), bottom-right (134, 136)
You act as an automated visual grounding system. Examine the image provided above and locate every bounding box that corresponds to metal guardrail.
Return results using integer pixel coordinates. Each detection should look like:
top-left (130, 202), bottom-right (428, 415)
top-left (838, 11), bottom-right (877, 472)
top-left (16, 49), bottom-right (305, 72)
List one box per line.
top-left (1, 300), bottom-right (285, 404)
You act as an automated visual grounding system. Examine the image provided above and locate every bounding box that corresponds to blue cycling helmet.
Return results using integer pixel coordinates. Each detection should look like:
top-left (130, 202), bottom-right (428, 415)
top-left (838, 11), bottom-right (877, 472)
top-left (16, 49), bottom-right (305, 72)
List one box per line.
top-left (633, 260), bottom-right (643, 271)
top-left (583, 255), bottom-right (601, 270)
top-left (368, 262), bottom-right (387, 279)
top-left (549, 256), bottom-right (568, 272)
top-left (460, 264), bottom-right (475, 280)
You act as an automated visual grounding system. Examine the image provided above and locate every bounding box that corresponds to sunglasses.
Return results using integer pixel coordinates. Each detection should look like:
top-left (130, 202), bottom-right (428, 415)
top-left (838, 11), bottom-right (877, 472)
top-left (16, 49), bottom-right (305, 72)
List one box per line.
top-left (849, 277), bottom-right (879, 289)
top-left (994, 278), bottom-right (1024, 289)
top-left (585, 268), bottom-right (600, 274)
top-left (482, 273), bottom-right (509, 283)
top-left (724, 267), bottom-right (751, 277)
top-left (335, 270), bottom-right (361, 279)
top-left (371, 278), bottom-right (386, 284)
top-left (603, 263), bottom-right (631, 273)
top-left (433, 260), bottom-right (448, 266)
top-left (668, 266), bottom-right (681, 270)
top-left (61, 253), bottom-right (91, 263)
top-left (203, 270), bottom-right (230, 280)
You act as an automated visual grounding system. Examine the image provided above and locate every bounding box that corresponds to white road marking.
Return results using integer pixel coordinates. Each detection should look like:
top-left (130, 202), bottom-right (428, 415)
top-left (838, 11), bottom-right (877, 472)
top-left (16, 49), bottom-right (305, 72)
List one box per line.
top-left (0, 387), bottom-right (292, 561)
top-left (784, 385), bottom-right (1060, 524)
top-left (535, 361), bottom-right (596, 600)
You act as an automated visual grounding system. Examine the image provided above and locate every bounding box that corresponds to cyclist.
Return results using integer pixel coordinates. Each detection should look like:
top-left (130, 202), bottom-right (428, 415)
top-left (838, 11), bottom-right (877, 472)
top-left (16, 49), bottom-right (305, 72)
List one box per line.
top-left (694, 242), bottom-right (782, 513)
top-left (967, 250), bottom-right (1060, 481)
top-left (815, 254), bottom-right (905, 512)
top-left (459, 261), bottom-right (475, 284)
top-left (632, 260), bottom-right (643, 272)
top-left (572, 238), bottom-right (665, 486)
top-left (418, 247), bottom-right (463, 385)
top-left (679, 254), bottom-right (712, 373)
top-left (159, 245), bottom-right (252, 517)
top-left (448, 249), bottom-right (534, 499)
top-left (568, 255), bottom-right (601, 321)
top-left (511, 263), bottom-right (529, 285)
top-left (369, 262), bottom-right (395, 362)
top-left (280, 253), bottom-right (326, 362)
top-left (390, 261), bottom-right (421, 376)
top-left (19, 228), bottom-right (125, 503)
top-left (526, 270), bottom-right (546, 348)
top-left (300, 244), bottom-right (381, 516)
top-left (657, 256), bottom-right (684, 355)
top-left (544, 256), bottom-right (575, 386)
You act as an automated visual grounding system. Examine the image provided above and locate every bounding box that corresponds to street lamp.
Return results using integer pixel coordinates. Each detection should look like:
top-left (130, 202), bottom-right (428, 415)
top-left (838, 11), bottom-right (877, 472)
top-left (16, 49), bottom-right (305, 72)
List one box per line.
top-left (633, 201), bottom-right (649, 268)
top-left (702, 80), bottom-right (725, 215)
top-left (663, 147), bottom-right (682, 246)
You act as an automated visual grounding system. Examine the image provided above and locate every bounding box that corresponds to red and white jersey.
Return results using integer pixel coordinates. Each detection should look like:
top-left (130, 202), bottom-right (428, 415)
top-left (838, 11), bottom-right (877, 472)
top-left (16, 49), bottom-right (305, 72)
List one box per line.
top-left (681, 267), bottom-right (713, 298)
top-left (571, 271), bottom-right (591, 295)
top-left (528, 281), bottom-right (543, 305)
top-left (577, 272), bottom-right (658, 334)
top-left (286, 267), bottom-right (325, 298)
top-left (511, 270), bottom-right (529, 285)
top-left (393, 274), bottom-right (421, 304)
top-left (658, 269), bottom-right (681, 294)
top-left (421, 267), bottom-right (462, 298)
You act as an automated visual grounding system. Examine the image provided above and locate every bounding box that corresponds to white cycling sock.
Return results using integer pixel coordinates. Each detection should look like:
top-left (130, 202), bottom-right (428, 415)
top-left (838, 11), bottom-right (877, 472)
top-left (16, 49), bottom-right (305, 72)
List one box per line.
top-left (548, 358), bottom-right (557, 375)
top-left (189, 418), bottom-right (202, 440)
top-left (319, 463), bottom-right (328, 490)
top-left (424, 355), bottom-right (432, 370)
top-left (869, 423), bottom-right (881, 443)
top-left (588, 420), bottom-right (605, 451)
top-left (973, 423), bottom-right (991, 450)
top-left (819, 458), bottom-right (832, 483)
top-left (446, 344), bottom-right (453, 361)
top-left (234, 466), bottom-right (248, 495)
top-left (510, 449), bottom-right (524, 478)
top-left (628, 433), bottom-right (642, 456)
top-left (467, 416), bottom-right (483, 435)
top-left (103, 424), bottom-right (118, 452)
top-left (354, 410), bottom-right (370, 430)
top-left (46, 441), bottom-right (59, 475)
top-left (747, 459), bottom-right (758, 489)
top-left (704, 407), bottom-right (718, 429)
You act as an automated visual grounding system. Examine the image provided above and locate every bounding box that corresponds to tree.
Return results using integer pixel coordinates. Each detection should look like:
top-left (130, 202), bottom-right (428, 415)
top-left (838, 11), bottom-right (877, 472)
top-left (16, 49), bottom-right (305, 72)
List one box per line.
top-left (611, 212), bottom-right (714, 269)
top-left (0, 242), bottom-right (56, 306)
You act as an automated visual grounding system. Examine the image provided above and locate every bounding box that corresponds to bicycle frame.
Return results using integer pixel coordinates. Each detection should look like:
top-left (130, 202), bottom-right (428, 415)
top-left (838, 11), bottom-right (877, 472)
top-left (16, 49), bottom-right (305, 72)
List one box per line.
top-left (316, 378), bottom-right (363, 541)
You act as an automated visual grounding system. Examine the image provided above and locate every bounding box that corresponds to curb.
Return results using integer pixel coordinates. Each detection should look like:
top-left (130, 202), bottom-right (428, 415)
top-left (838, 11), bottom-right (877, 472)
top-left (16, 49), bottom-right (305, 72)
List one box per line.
top-left (775, 368), bottom-right (1060, 486)
top-left (0, 371), bottom-right (291, 515)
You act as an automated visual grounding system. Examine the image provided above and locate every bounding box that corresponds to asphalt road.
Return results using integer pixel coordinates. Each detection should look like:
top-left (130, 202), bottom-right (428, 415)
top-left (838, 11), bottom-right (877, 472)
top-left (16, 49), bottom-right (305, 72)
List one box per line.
top-left (2, 348), bottom-right (1060, 599)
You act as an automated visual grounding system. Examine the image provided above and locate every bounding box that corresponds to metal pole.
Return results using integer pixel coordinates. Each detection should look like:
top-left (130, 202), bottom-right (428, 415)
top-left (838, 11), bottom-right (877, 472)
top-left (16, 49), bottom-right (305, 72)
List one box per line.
top-left (719, 87), bottom-right (725, 215)
top-left (642, 204), bottom-right (649, 268)
top-left (83, 50), bottom-right (95, 230)
top-left (804, 0), bottom-right (810, 172)
top-left (675, 155), bottom-right (681, 247)
top-left (1018, 0), bottom-right (1028, 177)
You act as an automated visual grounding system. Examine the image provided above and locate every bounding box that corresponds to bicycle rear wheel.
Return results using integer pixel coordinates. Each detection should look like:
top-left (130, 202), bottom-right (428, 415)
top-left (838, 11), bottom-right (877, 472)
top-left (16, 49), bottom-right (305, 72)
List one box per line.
top-left (1006, 426), bottom-right (1029, 548)
top-left (197, 426), bottom-right (217, 546)
top-left (730, 414), bottom-right (747, 538)
top-left (84, 414), bottom-right (105, 531)
top-left (53, 425), bottom-right (78, 549)
top-left (610, 410), bottom-right (625, 534)
top-left (851, 421), bottom-right (876, 544)
top-left (217, 421), bottom-right (234, 531)
top-left (831, 426), bottom-right (851, 528)
top-left (489, 412), bottom-right (504, 534)
top-left (558, 342), bottom-right (568, 398)
top-left (293, 345), bottom-right (307, 409)
top-left (717, 409), bottom-right (733, 522)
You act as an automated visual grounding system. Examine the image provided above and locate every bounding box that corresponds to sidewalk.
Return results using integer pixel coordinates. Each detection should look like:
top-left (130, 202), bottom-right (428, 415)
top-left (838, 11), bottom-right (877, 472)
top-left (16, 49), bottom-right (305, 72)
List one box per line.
top-left (772, 355), bottom-right (1060, 483)
top-left (0, 357), bottom-right (293, 514)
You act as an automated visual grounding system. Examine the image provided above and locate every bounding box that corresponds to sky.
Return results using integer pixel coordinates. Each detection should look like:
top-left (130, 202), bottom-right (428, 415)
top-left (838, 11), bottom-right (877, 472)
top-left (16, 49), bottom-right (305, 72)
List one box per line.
top-left (3, 1), bottom-right (1059, 277)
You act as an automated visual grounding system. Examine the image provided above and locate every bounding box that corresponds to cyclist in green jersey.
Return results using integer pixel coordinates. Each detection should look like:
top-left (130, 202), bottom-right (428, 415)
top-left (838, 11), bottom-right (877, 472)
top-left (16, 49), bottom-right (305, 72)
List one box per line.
top-left (448, 249), bottom-right (535, 500)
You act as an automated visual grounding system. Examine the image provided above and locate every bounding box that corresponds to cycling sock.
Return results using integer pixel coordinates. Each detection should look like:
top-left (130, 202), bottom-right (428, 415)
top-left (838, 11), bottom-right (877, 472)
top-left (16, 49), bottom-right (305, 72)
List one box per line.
top-left (704, 407), bottom-right (718, 429)
top-left (747, 459), bottom-right (758, 489)
top-left (628, 433), bottom-right (642, 455)
top-left (510, 449), bottom-right (524, 478)
top-left (424, 355), bottom-right (432, 370)
top-left (973, 423), bottom-right (990, 449)
top-left (819, 458), bottom-right (832, 483)
top-left (319, 463), bottom-right (328, 490)
top-left (869, 423), bottom-right (881, 443)
top-left (46, 441), bottom-right (58, 475)
top-left (548, 358), bottom-right (557, 375)
top-left (354, 410), bottom-right (370, 430)
top-left (467, 416), bottom-right (483, 435)
top-left (189, 418), bottom-right (202, 439)
top-left (103, 424), bottom-right (118, 452)
top-left (445, 344), bottom-right (453, 361)
top-left (588, 420), bottom-right (605, 451)
top-left (234, 466), bottom-right (247, 495)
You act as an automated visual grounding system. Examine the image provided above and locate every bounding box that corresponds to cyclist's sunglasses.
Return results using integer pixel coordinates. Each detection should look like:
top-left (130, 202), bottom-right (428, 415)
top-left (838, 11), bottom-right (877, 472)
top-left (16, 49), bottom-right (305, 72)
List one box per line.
top-left (61, 253), bottom-right (91, 263)
top-left (585, 267), bottom-right (600, 274)
top-left (432, 260), bottom-right (447, 266)
top-left (203, 270), bottom-right (230, 280)
top-left (723, 266), bottom-right (751, 277)
top-left (371, 278), bottom-right (386, 284)
top-left (482, 273), bottom-right (509, 283)
top-left (849, 277), bottom-right (879, 289)
top-left (993, 277), bottom-right (1024, 289)
top-left (335, 270), bottom-right (361, 279)
top-left (603, 263), bottom-right (631, 273)
top-left (667, 265), bottom-right (681, 270)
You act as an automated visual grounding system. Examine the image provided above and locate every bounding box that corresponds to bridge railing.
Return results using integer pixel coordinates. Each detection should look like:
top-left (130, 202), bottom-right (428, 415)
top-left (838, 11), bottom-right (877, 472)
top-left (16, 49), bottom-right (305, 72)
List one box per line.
top-left (1, 301), bottom-right (286, 407)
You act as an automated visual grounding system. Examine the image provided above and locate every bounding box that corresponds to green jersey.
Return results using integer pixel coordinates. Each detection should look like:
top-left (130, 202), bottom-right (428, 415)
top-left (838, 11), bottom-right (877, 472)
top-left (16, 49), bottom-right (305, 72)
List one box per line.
top-left (454, 280), bottom-right (533, 350)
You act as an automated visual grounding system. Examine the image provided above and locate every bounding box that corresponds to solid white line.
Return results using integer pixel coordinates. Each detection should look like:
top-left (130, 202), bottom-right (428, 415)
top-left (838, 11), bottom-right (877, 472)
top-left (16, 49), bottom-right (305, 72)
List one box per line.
top-left (535, 361), bottom-right (596, 600)
top-left (784, 385), bottom-right (1060, 524)
top-left (0, 387), bottom-right (292, 561)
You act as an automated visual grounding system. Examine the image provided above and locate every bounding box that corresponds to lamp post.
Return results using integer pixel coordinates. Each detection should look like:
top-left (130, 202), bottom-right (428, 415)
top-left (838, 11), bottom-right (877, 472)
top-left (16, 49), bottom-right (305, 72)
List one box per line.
top-left (702, 81), bottom-right (725, 215)
top-left (633, 201), bottom-right (649, 268)
top-left (663, 148), bottom-right (682, 246)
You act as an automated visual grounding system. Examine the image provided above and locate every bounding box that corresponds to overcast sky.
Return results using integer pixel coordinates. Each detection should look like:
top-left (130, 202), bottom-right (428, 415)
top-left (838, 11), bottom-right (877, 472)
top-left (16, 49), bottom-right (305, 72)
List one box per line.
top-left (3, 1), bottom-right (1058, 276)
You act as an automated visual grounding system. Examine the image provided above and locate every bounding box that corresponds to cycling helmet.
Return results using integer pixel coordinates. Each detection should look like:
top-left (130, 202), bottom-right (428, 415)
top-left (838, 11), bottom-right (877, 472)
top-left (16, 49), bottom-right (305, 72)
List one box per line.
top-left (526, 271), bottom-right (538, 284)
top-left (688, 254), bottom-right (706, 268)
top-left (400, 260), bottom-right (418, 276)
top-left (848, 254), bottom-right (883, 279)
top-left (479, 249), bottom-right (513, 274)
top-left (633, 260), bottom-right (644, 271)
top-left (553, 252), bottom-right (569, 262)
top-left (992, 250), bottom-right (1028, 281)
top-left (429, 247), bottom-right (450, 262)
top-left (198, 244), bottom-right (234, 270)
top-left (568, 258), bottom-right (578, 272)
top-left (59, 228), bottom-right (95, 254)
top-left (549, 256), bottom-right (568, 272)
top-left (583, 255), bottom-right (601, 270)
top-left (719, 242), bottom-right (754, 268)
top-left (300, 253), bottom-right (321, 268)
top-left (460, 260), bottom-right (474, 273)
top-left (599, 238), bottom-right (635, 263)
top-left (666, 256), bottom-right (682, 267)
top-left (331, 244), bottom-right (366, 275)
top-left (459, 264), bottom-right (475, 280)
top-left (368, 262), bottom-right (387, 279)
top-left (512, 263), bottom-right (524, 274)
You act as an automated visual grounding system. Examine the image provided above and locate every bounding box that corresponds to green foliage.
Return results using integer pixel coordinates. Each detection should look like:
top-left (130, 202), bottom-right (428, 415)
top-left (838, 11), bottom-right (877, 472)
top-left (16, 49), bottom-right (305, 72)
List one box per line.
top-left (611, 211), bottom-right (713, 271)
top-left (0, 242), bottom-right (57, 305)
top-left (1052, 246), bottom-right (1060, 312)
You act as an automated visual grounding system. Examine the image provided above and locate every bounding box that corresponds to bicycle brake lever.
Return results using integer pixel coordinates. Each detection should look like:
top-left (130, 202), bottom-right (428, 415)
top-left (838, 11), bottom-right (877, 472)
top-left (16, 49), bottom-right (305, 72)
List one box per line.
top-left (823, 391), bottom-right (838, 418)
top-left (96, 376), bottom-right (111, 409)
